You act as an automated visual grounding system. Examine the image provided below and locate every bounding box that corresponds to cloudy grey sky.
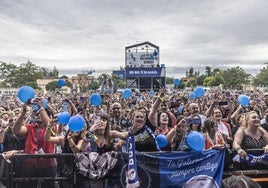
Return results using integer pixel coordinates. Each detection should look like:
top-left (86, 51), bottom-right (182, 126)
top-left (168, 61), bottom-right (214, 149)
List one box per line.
top-left (1, 0), bottom-right (268, 77)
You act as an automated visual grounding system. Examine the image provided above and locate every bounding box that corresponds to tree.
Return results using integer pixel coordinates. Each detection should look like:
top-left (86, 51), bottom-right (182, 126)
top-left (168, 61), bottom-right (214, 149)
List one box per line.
top-left (97, 73), bottom-right (110, 82)
top-left (203, 75), bottom-right (224, 87)
top-left (196, 75), bottom-right (206, 86)
top-left (46, 81), bottom-right (58, 92)
top-left (222, 66), bottom-right (250, 89)
top-left (187, 79), bottom-right (198, 87)
top-left (205, 66), bottom-right (211, 76)
top-left (0, 60), bottom-right (49, 88)
top-left (203, 76), bottom-right (214, 87)
top-left (165, 77), bottom-right (174, 85)
top-left (88, 81), bottom-right (100, 90)
top-left (253, 66), bottom-right (268, 86)
top-left (189, 67), bottom-right (194, 77)
top-left (111, 74), bottom-right (126, 88)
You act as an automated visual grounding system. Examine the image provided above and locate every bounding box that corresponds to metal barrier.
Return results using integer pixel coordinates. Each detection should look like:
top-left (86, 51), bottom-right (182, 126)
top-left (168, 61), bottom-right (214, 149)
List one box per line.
top-left (0, 153), bottom-right (76, 188)
top-left (1, 150), bottom-right (268, 188)
top-left (0, 153), bottom-right (122, 188)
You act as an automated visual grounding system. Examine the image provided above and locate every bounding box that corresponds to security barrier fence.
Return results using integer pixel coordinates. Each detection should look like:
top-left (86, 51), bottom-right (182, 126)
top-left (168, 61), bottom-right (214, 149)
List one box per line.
top-left (0, 151), bottom-right (268, 188)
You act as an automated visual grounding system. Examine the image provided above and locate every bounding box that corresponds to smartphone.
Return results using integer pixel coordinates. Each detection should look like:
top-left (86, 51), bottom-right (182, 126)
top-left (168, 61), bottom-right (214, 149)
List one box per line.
top-left (186, 118), bottom-right (201, 125)
top-left (218, 101), bottom-right (228, 106)
top-left (256, 98), bottom-right (261, 104)
top-left (94, 115), bottom-right (100, 124)
top-left (26, 98), bottom-right (36, 104)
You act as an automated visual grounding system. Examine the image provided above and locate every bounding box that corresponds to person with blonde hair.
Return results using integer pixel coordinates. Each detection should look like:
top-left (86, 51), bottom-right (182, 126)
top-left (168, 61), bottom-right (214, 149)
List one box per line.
top-left (233, 111), bottom-right (268, 158)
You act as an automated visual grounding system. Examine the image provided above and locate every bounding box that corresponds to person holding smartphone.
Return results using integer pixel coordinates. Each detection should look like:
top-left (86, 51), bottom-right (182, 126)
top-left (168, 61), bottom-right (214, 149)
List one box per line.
top-left (13, 98), bottom-right (57, 188)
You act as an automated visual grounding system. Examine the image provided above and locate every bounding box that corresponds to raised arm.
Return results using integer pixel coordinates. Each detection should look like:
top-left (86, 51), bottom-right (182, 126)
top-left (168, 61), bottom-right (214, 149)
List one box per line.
top-left (148, 89), bottom-right (165, 127)
top-left (13, 103), bottom-right (28, 136)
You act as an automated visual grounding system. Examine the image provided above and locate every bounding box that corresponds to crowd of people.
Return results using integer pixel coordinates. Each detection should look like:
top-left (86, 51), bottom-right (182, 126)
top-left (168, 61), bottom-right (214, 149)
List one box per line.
top-left (0, 86), bottom-right (268, 187)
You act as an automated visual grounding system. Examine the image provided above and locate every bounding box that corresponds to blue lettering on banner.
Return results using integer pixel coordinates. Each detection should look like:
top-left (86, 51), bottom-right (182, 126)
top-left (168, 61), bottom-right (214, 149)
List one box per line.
top-left (125, 68), bottom-right (162, 77)
top-left (119, 150), bottom-right (225, 188)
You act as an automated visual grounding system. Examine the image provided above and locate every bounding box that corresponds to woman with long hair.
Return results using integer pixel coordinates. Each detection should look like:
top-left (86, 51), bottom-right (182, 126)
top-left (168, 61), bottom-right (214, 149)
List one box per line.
top-left (233, 111), bottom-right (268, 157)
top-left (203, 118), bottom-right (227, 150)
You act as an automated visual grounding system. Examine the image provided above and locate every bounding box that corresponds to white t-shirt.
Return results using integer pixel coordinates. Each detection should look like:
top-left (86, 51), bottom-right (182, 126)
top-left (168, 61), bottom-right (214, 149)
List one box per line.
top-left (217, 121), bottom-right (229, 136)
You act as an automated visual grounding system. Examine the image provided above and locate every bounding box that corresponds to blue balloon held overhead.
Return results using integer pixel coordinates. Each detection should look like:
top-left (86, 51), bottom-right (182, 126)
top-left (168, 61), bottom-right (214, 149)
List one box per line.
top-left (122, 88), bottom-right (132, 99)
top-left (156, 134), bottom-right (168, 149)
top-left (57, 79), bottom-right (66, 87)
top-left (119, 73), bottom-right (124, 79)
top-left (57, 111), bottom-right (71, 125)
top-left (187, 131), bottom-right (205, 151)
top-left (149, 89), bottom-right (154, 96)
top-left (18, 86), bottom-right (35, 103)
top-left (68, 115), bottom-right (86, 132)
top-left (33, 98), bottom-right (48, 110)
top-left (194, 86), bottom-right (205, 98)
top-left (173, 78), bottom-right (180, 86)
top-left (89, 93), bottom-right (102, 106)
top-left (88, 70), bottom-right (93, 75)
top-left (189, 92), bottom-right (196, 100)
top-left (238, 95), bottom-right (250, 107)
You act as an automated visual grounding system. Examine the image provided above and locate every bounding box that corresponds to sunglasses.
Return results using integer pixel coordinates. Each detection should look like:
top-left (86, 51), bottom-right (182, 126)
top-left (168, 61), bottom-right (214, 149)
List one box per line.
top-left (113, 107), bottom-right (121, 110)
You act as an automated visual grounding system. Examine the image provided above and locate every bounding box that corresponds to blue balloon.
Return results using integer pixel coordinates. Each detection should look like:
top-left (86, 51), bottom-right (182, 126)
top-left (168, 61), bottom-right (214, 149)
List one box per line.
top-left (57, 79), bottom-right (66, 87)
top-left (89, 93), bottom-right (102, 106)
top-left (119, 73), bottom-right (124, 79)
top-left (189, 92), bottom-right (196, 100)
top-left (153, 50), bottom-right (158, 57)
top-left (122, 88), bottom-right (132, 99)
top-left (194, 86), bottom-right (205, 98)
top-left (57, 111), bottom-right (71, 125)
top-left (68, 115), bottom-right (86, 132)
top-left (149, 90), bottom-right (154, 96)
top-left (186, 131), bottom-right (205, 151)
top-left (18, 86), bottom-right (35, 103)
top-left (238, 95), bottom-right (250, 107)
top-left (33, 98), bottom-right (48, 110)
top-left (173, 78), bottom-right (180, 86)
top-left (156, 134), bottom-right (168, 148)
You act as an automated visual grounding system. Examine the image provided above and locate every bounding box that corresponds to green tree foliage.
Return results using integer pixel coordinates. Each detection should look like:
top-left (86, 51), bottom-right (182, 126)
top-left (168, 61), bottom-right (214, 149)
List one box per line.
top-left (203, 76), bottom-right (214, 87)
top-left (222, 66), bottom-right (250, 89)
top-left (0, 60), bottom-right (59, 89)
top-left (187, 79), bottom-right (198, 87)
top-left (205, 66), bottom-right (211, 76)
top-left (97, 73), bottom-right (110, 82)
top-left (189, 67), bottom-right (194, 77)
top-left (203, 75), bottom-right (224, 87)
top-left (196, 75), bottom-right (206, 86)
top-left (165, 77), bottom-right (173, 85)
top-left (88, 81), bottom-right (100, 90)
top-left (111, 74), bottom-right (126, 88)
top-left (25, 82), bottom-right (41, 90)
top-left (46, 81), bottom-right (58, 91)
top-left (253, 66), bottom-right (268, 86)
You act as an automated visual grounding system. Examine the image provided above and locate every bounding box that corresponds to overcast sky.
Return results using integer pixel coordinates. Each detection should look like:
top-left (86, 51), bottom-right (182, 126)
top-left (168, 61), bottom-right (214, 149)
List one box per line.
top-left (1, 0), bottom-right (268, 77)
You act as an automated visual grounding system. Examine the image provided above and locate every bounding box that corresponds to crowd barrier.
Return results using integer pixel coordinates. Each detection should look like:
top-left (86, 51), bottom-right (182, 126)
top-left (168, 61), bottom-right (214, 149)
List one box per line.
top-left (0, 150), bottom-right (268, 188)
